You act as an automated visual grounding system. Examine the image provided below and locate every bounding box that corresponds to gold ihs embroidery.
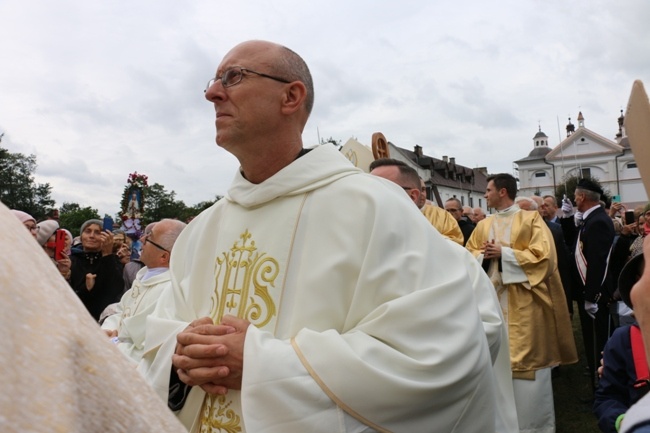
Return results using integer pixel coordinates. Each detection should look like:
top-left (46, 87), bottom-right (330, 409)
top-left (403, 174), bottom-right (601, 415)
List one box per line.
top-left (200, 229), bottom-right (280, 432)
top-left (200, 395), bottom-right (241, 433)
top-left (210, 229), bottom-right (279, 326)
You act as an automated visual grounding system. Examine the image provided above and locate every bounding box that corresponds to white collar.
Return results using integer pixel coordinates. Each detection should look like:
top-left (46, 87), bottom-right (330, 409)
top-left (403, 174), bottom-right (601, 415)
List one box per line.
top-left (581, 204), bottom-right (601, 220)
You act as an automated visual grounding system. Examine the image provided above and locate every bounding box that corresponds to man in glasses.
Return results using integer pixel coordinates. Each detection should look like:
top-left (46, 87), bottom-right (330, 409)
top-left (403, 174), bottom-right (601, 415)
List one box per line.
top-left (446, 197), bottom-right (475, 246)
top-left (101, 219), bottom-right (186, 362)
top-left (141, 40), bottom-right (498, 433)
top-left (368, 158), bottom-right (464, 245)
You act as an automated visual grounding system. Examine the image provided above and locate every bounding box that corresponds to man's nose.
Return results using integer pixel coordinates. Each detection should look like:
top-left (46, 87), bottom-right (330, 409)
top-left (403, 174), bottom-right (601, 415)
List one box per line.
top-left (205, 80), bottom-right (226, 102)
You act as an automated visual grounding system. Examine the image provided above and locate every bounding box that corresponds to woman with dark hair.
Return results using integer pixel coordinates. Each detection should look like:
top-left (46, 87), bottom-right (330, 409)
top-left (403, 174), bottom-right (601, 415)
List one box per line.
top-left (69, 219), bottom-right (124, 321)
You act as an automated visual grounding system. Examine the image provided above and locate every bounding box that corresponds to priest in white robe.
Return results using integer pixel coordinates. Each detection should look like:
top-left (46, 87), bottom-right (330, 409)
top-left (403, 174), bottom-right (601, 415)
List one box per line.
top-left (102, 218), bottom-right (186, 362)
top-left (140, 40), bottom-right (499, 433)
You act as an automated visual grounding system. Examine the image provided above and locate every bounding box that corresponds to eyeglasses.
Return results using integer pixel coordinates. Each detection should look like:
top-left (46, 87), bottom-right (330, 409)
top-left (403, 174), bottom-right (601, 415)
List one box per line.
top-left (446, 208), bottom-right (461, 213)
top-left (205, 66), bottom-right (291, 92)
top-left (143, 234), bottom-right (169, 253)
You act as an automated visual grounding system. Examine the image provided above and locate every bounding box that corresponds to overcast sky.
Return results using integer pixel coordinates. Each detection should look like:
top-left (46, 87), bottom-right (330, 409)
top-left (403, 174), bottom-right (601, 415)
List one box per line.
top-left (1, 0), bottom-right (648, 217)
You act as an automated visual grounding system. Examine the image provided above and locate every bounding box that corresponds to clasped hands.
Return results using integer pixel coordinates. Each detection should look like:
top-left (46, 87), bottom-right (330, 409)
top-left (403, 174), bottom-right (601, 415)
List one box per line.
top-left (482, 239), bottom-right (502, 260)
top-left (172, 315), bottom-right (250, 396)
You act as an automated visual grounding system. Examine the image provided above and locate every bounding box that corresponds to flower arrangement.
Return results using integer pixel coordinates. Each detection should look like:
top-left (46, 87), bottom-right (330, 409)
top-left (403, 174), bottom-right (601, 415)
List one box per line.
top-left (127, 172), bottom-right (149, 188)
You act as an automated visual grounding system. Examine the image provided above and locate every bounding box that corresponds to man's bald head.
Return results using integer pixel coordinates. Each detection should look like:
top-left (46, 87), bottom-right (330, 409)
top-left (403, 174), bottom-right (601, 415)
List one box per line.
top-left (223, 40), bottom-right (314, 117)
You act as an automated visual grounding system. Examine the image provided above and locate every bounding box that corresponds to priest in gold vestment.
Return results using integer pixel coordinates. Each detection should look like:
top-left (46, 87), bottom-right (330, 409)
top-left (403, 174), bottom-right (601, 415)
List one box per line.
top-left (139, 40), bottom-right (499, 433)
top-left (466, 174), bottom-right (577, 433)
top-left (368, 158), bottom-right (464, 245)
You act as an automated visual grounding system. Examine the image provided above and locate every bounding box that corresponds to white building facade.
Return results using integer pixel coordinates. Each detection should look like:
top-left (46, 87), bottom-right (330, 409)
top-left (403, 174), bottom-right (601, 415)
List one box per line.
top-left (515, 112), bottom-right (646, 208)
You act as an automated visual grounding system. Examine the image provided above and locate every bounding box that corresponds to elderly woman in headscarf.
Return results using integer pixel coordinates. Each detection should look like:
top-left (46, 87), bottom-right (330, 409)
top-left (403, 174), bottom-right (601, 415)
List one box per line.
top-left (11, 210), bottom-right (38, 239)
top-left (69, 219), bottom-right (124, 321)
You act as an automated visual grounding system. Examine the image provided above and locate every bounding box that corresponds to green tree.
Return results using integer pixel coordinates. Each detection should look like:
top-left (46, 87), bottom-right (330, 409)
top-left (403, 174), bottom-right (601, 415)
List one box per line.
top-left (0, 147), bottom-right (55, 219)
top-left (142, 182), bottom-right (189, 222)
top-left (555, 174), bottom-right (611, 205)
top-left (59, 202), bottom-right (100, 237)
top-left (184, 196), bottom-right (224, 222)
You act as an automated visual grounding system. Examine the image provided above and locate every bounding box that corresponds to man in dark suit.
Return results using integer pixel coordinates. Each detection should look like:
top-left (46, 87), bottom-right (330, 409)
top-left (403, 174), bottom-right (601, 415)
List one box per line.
top-left (543, 195), bottom-right (560, 223)
top-left (531, 196), bottom-right (574, 317)
top-left (560, 179), bottom-right (615, 391)
top-left (444, 197), bottom-right (475, 246)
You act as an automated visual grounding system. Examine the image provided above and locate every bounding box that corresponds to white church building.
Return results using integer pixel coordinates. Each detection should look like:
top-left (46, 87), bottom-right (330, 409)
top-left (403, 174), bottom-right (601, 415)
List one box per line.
top-left (515, 111), bottom-right (646, 208)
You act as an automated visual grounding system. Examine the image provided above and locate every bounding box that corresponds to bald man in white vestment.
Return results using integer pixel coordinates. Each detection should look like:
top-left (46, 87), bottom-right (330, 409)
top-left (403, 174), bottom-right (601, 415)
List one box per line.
top-left (0, 202), bottom-right (186, 433)
top-left (102, 218), bottom-right (186, 362)
top-left (139, 40), bottom-right (499, 433)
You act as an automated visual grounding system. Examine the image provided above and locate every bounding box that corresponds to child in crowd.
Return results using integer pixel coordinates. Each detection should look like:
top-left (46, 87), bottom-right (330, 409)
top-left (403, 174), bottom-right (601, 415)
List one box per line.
top-left (594, 254), bottom-right (649, 432)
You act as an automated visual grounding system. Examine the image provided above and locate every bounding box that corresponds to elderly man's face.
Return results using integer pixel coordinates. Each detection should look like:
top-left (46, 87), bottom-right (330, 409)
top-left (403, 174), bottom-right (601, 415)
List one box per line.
top-left (543, 197), bottom-right (557, 218)
top-left (205, 41), bottom-right (287, 153)
top-left (574, 189), bottom-right (586, 212)
top-left (445, 202), bottom-right (463, 221)
top-left (538, 201), bottom-right (549, 218)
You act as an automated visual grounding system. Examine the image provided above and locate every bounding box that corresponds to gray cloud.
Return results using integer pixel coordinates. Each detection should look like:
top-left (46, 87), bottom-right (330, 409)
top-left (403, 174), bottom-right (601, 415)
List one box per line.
top-left (1, 0), bottom-right (648, 218)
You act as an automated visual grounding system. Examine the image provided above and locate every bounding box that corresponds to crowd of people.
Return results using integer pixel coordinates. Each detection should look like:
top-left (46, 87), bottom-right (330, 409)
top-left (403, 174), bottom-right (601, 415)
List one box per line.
top-left (5, 39), bottom-right (650, 433)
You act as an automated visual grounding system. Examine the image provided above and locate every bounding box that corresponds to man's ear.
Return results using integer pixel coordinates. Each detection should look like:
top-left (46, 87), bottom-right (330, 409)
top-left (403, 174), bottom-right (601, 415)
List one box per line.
top-left (409, 189), bottom-right (420, 205)
top-left (161, 251), bottom-right (171, 266)
top-left (280, 81), bottom-right (307, 115)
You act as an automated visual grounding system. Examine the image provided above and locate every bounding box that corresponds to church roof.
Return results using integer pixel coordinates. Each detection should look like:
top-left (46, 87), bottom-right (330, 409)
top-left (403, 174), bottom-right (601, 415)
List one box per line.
top-left (515, 146), bottom-right (552, 162)
top-left (533, 131), bottom-right (548, 139)
top-left (392, 145), bottom-right (487, 194)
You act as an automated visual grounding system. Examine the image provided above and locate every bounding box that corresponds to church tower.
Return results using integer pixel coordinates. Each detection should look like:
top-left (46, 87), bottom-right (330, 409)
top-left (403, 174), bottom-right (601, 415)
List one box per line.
top-left (566, 117), bottom-right (575, 137)
top-left (533, 125), bottom-right (549, 149)
top-left (615, 109), bottom-right (625, 143)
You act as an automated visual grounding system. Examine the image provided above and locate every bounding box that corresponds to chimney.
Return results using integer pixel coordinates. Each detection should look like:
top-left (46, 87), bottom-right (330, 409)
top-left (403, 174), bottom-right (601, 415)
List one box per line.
top-left (442, 156), bottom-right (448, 162)
top-left (414, 145), bottom-right (423, 157)
top-left (450, 157), bottom-right (456, 165)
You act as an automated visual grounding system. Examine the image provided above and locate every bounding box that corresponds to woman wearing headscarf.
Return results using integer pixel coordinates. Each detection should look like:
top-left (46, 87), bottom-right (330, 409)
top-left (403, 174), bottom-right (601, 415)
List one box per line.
top-left (69, 219), bottom-right (124, 321)
top-left (36, 220), bottom-right (72, 281)
top-left (11, 210), bottom-right (38, 239)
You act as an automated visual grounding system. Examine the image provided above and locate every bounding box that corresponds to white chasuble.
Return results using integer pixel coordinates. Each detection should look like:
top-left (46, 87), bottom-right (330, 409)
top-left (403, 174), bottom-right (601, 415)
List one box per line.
top-left (102, 267), bottom-right (172, 362)
top-left (140, 145), bottom-right (499, 433)
top-left (197, 200), bottom-right (304, 432)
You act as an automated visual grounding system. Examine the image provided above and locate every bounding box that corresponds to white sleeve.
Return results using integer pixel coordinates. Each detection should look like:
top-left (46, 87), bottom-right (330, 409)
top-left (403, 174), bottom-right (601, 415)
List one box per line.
top-left (500, 246), bottom-right (530, 286)
top-left (241, 326), bottom-right (373, 433)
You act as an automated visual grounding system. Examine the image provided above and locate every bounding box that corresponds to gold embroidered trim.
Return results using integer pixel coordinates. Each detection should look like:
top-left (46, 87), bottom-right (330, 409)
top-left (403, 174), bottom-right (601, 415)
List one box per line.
top-left (199, 394), bottom-right (242, 433)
